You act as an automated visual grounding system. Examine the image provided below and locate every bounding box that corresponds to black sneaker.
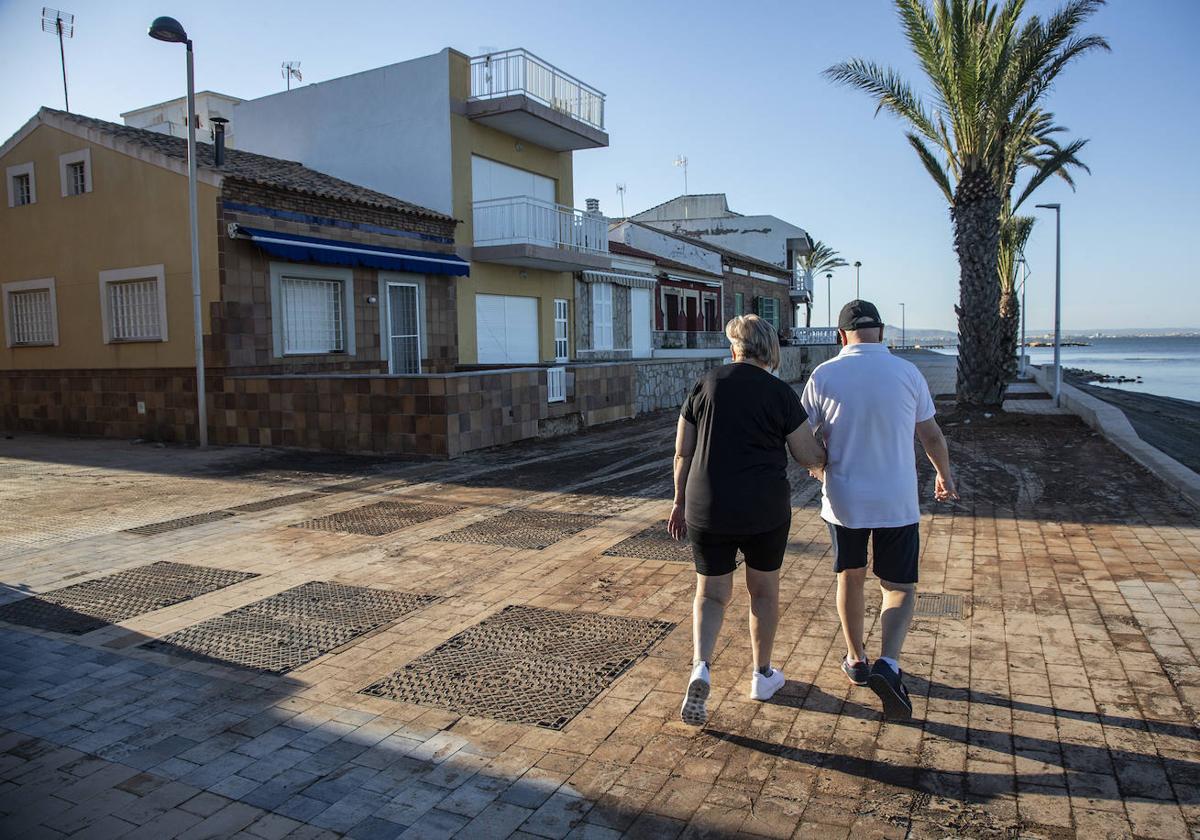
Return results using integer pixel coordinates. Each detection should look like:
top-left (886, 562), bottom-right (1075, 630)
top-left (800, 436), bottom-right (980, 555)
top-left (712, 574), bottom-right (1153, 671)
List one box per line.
top-left (841, 655), bottom-right (870, 686)
top-left (867, 660), bottom-right (913, 720)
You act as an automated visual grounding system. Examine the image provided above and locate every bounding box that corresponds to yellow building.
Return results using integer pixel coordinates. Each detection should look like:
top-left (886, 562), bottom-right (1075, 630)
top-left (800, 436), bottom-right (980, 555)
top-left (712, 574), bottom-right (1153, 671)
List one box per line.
top-left (230, 47), bottom-right (612, 371)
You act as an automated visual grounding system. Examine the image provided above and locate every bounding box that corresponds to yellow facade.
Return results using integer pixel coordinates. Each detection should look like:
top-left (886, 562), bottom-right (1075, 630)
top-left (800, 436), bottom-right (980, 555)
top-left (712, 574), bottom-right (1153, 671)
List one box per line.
top-left (0, 122), bottom-right (220, 370)
top-left (448, 51), bottom-right (577, 364)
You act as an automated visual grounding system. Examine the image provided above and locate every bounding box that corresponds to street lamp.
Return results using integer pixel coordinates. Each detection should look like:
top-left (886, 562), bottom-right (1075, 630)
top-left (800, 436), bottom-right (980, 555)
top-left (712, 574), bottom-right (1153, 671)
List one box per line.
top-left (1035, 203), bottom-right (1062, 406)
top-left (899, 302), bottom-right (906, 349)
top-left (1016, 255), bottom-right (1029, 378)
top-left (853, 261), bottom-right (862, 299)
top-left (825, 272), bottom-right (833, 327)
top-left (149, 16), bottom-right (207, 447)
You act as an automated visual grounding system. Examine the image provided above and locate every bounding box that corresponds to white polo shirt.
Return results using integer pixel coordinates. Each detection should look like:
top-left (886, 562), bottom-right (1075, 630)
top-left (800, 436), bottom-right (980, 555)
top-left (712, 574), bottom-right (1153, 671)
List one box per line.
top-left (801, 343), bottom-right (935, 529)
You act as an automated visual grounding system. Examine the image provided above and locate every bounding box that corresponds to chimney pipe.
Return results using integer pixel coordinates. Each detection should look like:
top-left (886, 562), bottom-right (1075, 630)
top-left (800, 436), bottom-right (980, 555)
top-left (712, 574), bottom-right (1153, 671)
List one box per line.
top-left (210, 116), bottom-right (229, 167)
top-left (585, 197), bottom-right (600, 215)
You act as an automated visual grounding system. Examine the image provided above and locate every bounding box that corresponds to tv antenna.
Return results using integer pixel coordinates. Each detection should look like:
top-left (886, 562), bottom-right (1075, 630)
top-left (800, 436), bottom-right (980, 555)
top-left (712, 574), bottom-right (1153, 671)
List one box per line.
top-left (673, 155), bottom-right (688, 194)
top-left (41, 8), bottom-right (74, 112)
top-left (282, 61), bottom-right (302, 91)
top-left (616, 183), bottom-right (626, 217)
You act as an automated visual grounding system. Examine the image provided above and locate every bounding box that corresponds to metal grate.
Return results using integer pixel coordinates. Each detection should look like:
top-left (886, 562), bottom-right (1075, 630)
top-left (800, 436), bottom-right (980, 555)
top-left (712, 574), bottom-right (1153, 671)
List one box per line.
top-left (602, 521), bottom-right (694, 563)
top-left (107, 278), bottom-right (162, 341)
top-left (143, 581), bottom-right (438, 674)
top-left (281, 275), bottom-right (343, 354)
top-left (292, 501), bottom-right (464, 537)
top-left (9, 289), bottom-right (53, 345)
top-left (433, 510), bottom-right (607, 550)
top-left (361, 605), bottom-right (674, 729)
top-left (914, 592), bottom-right (965, 619)
top-left (123, 511), bottom-right (234, 535)
top-left (227, 492), bottom-right (325, 513)
top-left (0, 562), bottom-right (257, 635)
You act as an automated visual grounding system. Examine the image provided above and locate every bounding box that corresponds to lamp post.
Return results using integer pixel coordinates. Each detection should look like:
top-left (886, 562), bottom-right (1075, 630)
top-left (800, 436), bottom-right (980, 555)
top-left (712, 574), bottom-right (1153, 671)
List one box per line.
top-left (149, 16), bottom-right (207, 447)
top-left (853, 260), bottom-right (862, 299)
top-left (1016, 255), bottom-right (1029, 378)
top-left (1035, 203), bottom-right (1062, 406)
top-left (899, 302), bottom-right (906, 349)
top-left (825, 272), bottom-right (833, 327)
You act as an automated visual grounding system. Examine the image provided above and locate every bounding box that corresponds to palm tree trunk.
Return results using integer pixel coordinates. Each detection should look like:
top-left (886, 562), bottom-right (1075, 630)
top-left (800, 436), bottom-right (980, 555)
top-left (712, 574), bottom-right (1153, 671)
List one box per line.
top-left (999, 289), bottom-right (1019, 382)
top-left (952, 171), bottom-right (1005, 406)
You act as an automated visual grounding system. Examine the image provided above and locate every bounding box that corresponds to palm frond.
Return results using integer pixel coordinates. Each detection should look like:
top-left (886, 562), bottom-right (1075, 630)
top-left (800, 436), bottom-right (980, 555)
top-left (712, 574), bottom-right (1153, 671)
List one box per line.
top-left (907, 132), bottom-right (956, 204)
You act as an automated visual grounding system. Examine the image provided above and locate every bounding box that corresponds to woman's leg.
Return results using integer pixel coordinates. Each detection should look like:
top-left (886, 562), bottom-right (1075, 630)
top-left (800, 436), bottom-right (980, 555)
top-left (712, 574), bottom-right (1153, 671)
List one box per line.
top-left (745, 566), bottom-right (780, 672)
top-left (693, 571), bottom-right (734, 664)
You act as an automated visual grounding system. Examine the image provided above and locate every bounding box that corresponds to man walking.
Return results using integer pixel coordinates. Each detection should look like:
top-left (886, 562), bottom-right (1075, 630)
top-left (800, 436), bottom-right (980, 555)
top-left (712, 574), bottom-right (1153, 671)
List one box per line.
top-left (801, 300), bottom-right (957, 719)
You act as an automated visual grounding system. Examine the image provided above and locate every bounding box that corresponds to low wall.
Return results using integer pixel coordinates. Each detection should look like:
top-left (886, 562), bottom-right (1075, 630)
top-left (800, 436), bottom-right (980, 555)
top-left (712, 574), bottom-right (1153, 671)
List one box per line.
top-left (779, 344), bottom-right (838, 383)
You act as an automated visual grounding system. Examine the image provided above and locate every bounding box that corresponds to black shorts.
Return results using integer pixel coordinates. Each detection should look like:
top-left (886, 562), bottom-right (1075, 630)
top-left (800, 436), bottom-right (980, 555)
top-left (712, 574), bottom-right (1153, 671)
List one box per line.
top-left (688, 518), bottom-right (790, 577)
top-left (827, 522), bottom-right (920, 584)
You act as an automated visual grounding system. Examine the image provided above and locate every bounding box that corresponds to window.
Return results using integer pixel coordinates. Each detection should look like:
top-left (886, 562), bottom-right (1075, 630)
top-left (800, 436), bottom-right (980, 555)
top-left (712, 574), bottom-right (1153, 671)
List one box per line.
top-left (2, 278), bottom-right (58, 347)
top-left (58, 149), bottom-right (92, 197)
top-left (471, 155), bottom-right (556, 204)
top-left (664, 291), bottom-right (681, 331)
top-left (592, 282), bottom-right (613, 350)
top-left (553, 298), bottom-right (569, 362)
top-left (756, 296), bottom-right (780, 331)
top-left (734, 292), bottom-right (744, 316)
top-left (99, 265), bottom-right (168, 343)
top-left (6, 162), bottom-right (36, 207)
top-left (270, 263), bottom-right (354, 357)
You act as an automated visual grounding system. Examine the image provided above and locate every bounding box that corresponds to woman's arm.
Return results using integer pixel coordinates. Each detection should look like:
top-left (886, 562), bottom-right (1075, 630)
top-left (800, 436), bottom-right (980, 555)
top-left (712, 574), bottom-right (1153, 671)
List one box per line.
top-left (786, 424), bottom-right (826, 470)
top-left (668, 416), bottom-right (697, 540)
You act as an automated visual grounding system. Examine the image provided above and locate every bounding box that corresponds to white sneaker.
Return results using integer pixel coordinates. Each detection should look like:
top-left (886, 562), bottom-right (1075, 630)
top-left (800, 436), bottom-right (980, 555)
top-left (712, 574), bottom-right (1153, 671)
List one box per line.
top-left (680, 662), bottom-right (710, 726)
top-left (749, 667), bottom-right (785, 701)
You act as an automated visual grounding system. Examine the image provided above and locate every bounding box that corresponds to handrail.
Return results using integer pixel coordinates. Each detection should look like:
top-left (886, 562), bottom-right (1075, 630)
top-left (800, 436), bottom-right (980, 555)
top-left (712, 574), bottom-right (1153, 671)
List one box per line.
top-left (469, 49), bottom-right (605, 131)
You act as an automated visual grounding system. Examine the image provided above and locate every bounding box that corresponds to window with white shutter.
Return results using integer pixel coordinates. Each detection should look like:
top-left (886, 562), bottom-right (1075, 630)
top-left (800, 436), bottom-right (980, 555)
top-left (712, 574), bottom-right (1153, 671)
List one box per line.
top-left (6, 162), bottom-right (35, 207)
top-left (592, 282), bottom-right (613, 350)
top-left (59, 149), bottom-right (92, 197)
top-left (553, 298), bottom-right (569, 362)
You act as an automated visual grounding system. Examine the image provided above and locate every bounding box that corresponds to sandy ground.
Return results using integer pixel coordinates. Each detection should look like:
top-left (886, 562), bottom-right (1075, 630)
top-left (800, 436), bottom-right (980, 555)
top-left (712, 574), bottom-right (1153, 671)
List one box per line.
top-left (1066, 374), bottom-right (1200, 474)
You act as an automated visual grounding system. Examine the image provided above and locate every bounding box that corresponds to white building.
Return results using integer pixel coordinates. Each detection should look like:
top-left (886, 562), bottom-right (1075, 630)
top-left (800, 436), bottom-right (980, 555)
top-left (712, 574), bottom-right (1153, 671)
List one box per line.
top-left (121, 91), bottom-right (244, 147)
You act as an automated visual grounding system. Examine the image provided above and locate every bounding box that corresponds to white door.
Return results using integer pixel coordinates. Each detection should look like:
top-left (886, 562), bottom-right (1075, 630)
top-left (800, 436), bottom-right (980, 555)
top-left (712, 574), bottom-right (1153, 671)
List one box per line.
top-left (476, 294), bottom-right (538, 364)
top-left (630, 287), bottom-right (651, 357)
top-left (386, 283), bottom-right (421, 374)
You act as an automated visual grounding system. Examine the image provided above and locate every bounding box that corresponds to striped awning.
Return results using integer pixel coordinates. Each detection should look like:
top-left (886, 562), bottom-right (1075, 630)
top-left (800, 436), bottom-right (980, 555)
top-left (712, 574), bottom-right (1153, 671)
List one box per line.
top-left (231, 224), bottom-right (469, 276)
top-left (581, 269), bottom-right (656, 289)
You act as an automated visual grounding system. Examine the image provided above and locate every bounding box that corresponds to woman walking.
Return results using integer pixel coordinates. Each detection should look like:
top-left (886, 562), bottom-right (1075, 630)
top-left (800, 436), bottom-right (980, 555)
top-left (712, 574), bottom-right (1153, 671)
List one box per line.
top-left (669, 315), bottom-right (826, 725)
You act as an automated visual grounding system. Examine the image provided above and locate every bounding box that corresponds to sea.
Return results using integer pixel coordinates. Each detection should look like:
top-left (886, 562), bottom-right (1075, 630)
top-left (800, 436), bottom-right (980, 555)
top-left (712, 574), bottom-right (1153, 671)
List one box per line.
top-left (931, 336), bottom-right (1200, 404)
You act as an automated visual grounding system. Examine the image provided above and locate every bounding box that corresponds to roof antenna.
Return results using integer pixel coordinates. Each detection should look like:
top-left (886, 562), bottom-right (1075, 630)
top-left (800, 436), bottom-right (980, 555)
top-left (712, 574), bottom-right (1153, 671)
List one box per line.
top-left (281, 61), bottom-right (302, 91)
top-left (673, 155), bottom-right (688, 196)
top-left (616, 183), bottom-right (626, 217)
top-left (41, 8), bottom-right (74, 112)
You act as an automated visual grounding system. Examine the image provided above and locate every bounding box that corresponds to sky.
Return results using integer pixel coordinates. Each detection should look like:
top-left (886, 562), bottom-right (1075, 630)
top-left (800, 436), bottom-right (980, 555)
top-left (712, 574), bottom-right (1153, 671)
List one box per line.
top-left (1, 0), bottom-right (1196, 333)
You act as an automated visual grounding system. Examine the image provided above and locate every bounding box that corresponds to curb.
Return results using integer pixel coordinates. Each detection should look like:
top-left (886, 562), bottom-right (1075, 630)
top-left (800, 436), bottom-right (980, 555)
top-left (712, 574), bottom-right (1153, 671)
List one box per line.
top-left (1030, 366), bottom-right (1200, 510)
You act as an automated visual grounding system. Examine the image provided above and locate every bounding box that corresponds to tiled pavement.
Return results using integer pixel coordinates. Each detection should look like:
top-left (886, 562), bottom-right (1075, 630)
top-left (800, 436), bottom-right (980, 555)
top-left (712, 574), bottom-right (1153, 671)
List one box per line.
top-left (1, 392), bottom-right (1199, 839)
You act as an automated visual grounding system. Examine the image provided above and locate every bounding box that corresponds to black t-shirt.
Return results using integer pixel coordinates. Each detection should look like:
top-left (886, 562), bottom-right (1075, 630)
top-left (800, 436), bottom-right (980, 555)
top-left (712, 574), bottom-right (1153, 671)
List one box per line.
top-left (680, 362), bottom-right (807, 534)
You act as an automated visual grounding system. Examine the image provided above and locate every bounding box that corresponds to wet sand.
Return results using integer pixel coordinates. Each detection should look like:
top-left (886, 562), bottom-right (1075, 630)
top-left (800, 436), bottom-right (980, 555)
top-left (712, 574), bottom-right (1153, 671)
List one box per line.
top-left (1067, 374), bottom-right (1200, 473)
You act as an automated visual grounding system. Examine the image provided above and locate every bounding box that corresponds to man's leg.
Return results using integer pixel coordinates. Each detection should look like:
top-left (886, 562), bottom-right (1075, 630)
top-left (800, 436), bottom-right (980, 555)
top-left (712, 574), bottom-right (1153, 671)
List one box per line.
top-left (745, 566), bottom-right (780, 673)
top-left (837, 566), bottom-right (868, 662)
top-left (878, 578), bottom-right (916, 664)
top-left (872, 524), bottom-right (921, 671)
top-left (693, 571), bottom-right (734, 664)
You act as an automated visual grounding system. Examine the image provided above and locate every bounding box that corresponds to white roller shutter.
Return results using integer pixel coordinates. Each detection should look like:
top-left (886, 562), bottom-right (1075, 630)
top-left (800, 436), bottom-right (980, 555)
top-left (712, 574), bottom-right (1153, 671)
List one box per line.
top-left (476, 294), bottom-right (539, 364)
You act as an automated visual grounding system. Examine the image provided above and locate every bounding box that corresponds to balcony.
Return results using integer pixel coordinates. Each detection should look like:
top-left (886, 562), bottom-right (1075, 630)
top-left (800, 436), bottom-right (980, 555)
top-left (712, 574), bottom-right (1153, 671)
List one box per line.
top-left (472, 195), bottom-right (611, 272)
top-left (466, 49), bottom-right (608, 151)
top-left (790, 271), bottom-right (814, 302)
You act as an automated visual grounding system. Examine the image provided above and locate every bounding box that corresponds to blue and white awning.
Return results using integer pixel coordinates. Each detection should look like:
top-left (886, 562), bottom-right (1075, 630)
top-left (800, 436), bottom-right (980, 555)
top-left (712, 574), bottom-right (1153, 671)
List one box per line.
top-left (230, 224), bottom-right (469, 277)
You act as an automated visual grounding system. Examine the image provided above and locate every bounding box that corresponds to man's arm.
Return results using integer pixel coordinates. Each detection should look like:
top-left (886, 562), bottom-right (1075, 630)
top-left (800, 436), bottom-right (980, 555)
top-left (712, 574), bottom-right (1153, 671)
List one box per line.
top-left (915, 417), bottom-right (959, 501)
top-left (668, 416), bottom-right (697, 540)
top-left (786, 424), bottom-right (826, 470)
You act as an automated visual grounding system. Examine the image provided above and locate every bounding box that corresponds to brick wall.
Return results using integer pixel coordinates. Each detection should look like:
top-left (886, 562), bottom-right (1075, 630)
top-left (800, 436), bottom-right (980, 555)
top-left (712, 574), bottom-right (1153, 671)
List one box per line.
top-left (723, 274), bottom-right (793, 333)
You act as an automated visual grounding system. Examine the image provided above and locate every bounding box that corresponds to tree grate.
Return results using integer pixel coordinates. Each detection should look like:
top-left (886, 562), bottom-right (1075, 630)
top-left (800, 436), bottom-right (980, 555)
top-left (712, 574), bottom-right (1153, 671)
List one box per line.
top-left (142, 581), bottom-right (438, 674)
top-left (0, 562), bottom-right (257, 635)
top-left (291, 501), bottom-right (464, 537)
top-left (602, 521), bottom-right (694, 563)
top-left (914, 592), bottom-right (965, 619)
top-left (227, 492), bottom-right (325, 513)
top-left (432, 510), bottom-right (608, 550)
top-left (361, 605), bottom-right (675, 729)
top-left (123, 511), bottom-right (235, 535)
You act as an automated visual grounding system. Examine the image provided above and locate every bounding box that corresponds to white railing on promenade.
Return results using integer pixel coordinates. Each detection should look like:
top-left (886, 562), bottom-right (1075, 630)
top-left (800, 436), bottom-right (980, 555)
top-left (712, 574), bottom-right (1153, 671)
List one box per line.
top-left (470, 49), bottom-right (605, 131)
top-left (547, 366), bottom-right (566, 403)
top-left (789, 327), bottom-right (840, 345)
top-left (473, 196), bottom-right (609, 255)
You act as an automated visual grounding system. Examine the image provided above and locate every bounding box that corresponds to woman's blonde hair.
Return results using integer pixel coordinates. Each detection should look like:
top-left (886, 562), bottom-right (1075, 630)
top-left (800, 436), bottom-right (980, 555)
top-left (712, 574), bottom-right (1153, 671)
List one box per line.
top-left (725, 314), bottom-right (780, 370)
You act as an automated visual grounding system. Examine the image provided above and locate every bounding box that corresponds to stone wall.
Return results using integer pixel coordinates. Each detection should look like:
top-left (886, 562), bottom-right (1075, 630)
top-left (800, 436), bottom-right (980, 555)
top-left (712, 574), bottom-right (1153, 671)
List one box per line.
top-left (779, 345), bottom-right (838, 383)
top-left (635, 358), bottom-right (725, 415)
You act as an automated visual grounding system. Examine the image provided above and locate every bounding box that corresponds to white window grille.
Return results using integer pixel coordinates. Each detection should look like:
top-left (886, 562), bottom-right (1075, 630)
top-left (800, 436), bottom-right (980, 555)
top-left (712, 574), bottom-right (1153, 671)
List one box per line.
top-left (13, 174), bottom-right (31, 206)
top-left (387, 283), bottom-right (420, 374)
top-left (281, 276), bottom-right (344, 354)
top-left (67, 161), bottom-right (86, 197)
top-left (547, 366), bottom-right (566, 403)
top-left (553, 298), bottom-right (569, 362)
top-left (108, 279), bottom-right (163, 341)
top-left (9, 289), bottom-right (53, 344)
top-left (592, 282), bottom-right (613, 351)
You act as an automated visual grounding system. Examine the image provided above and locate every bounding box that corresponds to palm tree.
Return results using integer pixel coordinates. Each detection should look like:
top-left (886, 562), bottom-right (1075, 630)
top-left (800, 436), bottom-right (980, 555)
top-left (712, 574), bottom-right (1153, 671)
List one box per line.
top-left (796, 240), bottom-right (849, 327)
top-left (825, 0), bottom-right (1108, 405)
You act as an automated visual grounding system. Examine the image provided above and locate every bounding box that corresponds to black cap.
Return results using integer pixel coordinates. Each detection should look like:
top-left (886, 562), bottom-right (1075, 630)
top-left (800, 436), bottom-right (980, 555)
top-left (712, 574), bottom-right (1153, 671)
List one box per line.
top-left (838, 299), bottom-right (884, 331)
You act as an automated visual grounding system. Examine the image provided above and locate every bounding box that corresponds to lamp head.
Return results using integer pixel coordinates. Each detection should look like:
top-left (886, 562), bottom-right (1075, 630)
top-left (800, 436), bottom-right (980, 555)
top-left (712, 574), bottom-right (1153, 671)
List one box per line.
top-left (825, 272), bottom-right (832, 279)
top-left (148, 16), bottom-right (188, 44)
top-left (1035, 202), bottom-right (1060, 210)
top-left (853, 260), bottom-right (862, 268)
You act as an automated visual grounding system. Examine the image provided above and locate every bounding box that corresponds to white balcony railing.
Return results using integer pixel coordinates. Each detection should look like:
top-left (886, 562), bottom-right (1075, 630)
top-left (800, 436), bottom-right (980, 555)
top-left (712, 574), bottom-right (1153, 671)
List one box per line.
top-left (789, 327), bottom-right (840, 346)
top-left (470, 49), bottom-right (605, 131)
top-left (473, 196), bottom-right (609, 255)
